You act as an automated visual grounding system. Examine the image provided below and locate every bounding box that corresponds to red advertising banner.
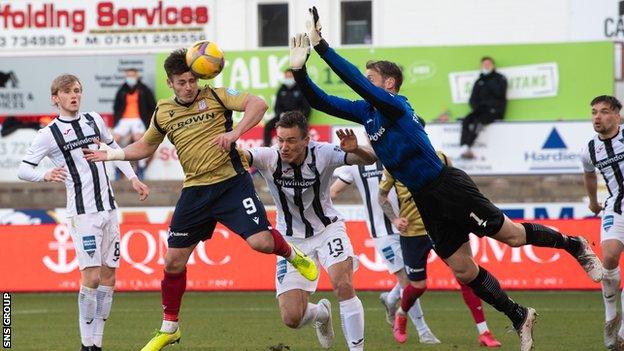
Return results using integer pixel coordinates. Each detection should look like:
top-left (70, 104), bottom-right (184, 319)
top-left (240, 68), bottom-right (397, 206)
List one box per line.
top-left (0, 219), bottom-right (603, 292)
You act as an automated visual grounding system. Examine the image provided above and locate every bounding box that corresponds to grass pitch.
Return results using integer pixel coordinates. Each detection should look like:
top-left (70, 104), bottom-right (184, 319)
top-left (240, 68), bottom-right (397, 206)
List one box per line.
top-left (10, 291), bottom-right (603, 350)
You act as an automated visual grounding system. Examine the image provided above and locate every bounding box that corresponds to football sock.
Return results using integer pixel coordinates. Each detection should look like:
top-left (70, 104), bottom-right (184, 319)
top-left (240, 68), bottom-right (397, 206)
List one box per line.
top-left (93, 285), bottom-right (114, 347)
top-left (467, 266), bottom-right (527, 330)
top-left (458, 282), bottom-right (488, 333)
top-left (386, 283), bottom-right (401, 306)
top-left (603, 267), bottom-right (621, 321)
top-left (522, 222), bottom-right (581, 256)
top-left (407, 298), bottom-right (430, 335)
top-left (270, 229), bottom-right (294, 259)
top-left (400, 285), bottom-right (426, 313)
top-left (339, 296), bottom-right (365, 351)
top-left (161, 269), bottom-right (186, 331)
top-left (297, 302), bottom-right (327, 328)
top-left (78, 285), bottom-right (97, 347)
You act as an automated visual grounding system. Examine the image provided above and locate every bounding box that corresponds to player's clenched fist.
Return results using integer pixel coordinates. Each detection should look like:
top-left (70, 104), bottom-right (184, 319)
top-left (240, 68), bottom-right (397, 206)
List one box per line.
top-left (393, 217), bottom-right (409, 234)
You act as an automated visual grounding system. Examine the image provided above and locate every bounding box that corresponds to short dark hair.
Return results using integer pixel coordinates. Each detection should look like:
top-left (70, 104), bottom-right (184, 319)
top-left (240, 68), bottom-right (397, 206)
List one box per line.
top-left (591, 95), bottom-right (622, 111)
top-left (481, 56), bottom-right (495, 65)
top-left (275, 111), bottom-right (308, 138)
top-left (366, 60), bottom-right (403, 91)
top-left (164, 49), bottom-right (190, 78)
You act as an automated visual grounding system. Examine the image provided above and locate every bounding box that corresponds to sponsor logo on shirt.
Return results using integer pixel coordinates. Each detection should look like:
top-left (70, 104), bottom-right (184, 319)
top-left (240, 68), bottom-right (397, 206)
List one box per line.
top-left (367, 126), bottom-right (386, 142)
top-left (274, 177), bottom-right (316, 188)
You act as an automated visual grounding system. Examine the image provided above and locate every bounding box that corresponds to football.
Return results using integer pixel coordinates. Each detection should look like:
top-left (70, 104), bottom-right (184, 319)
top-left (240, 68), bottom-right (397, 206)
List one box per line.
top-left (185, 40), bottom-right (225, 79)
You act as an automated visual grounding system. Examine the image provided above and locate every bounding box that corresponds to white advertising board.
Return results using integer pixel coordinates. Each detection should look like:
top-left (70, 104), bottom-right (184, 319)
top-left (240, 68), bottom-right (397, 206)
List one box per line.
top-left (333, 121), bottom-right (596, 175)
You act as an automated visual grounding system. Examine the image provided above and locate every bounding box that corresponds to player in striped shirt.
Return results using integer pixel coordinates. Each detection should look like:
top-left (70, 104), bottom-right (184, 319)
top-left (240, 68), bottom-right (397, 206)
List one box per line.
top-left (581, 95), bottom-right (624, 349)
top-left (18, 74), bottom-right (150, 351)
top-left (330, 162), bottom-right (442, 344)
top-left (245, 111), bottom-right (377, 350)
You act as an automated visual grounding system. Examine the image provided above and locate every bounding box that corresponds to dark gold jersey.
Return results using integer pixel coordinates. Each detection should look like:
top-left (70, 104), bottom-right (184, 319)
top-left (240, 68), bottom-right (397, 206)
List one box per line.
top-left (379, 151), bottom-right (451, 237)
top-left (143, 86), bottom-right (250, 187)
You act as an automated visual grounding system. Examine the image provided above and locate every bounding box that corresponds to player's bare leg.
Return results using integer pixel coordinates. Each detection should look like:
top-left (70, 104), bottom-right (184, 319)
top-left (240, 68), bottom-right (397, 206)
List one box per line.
top-left (601, 239), bottom-right (624, 349)
top-left (327, 257), bottom-right (363, 351)
top-left (277, 289), bottom-right (333, 348)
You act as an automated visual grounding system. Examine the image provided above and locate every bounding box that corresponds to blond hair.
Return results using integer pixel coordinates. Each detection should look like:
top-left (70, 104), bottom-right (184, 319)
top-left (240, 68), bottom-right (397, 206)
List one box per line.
top-left (50, 74), bottom-right (82, 96)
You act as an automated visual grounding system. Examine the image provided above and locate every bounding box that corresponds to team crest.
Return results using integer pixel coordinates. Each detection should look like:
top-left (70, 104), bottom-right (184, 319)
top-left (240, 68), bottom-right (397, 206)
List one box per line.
top-left (86, 119), bottom-right (96, 129)
top-left (198, 99), bottom-right (207, 111)
top-left (168, 110), bottom-right (175, 117)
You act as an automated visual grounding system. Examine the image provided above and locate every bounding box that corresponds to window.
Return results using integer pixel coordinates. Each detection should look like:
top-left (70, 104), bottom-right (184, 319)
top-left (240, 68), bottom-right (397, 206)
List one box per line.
top-left (341, 1), bottom-right (372, 45)
top-left (258, 3), bottom-right (289, 47)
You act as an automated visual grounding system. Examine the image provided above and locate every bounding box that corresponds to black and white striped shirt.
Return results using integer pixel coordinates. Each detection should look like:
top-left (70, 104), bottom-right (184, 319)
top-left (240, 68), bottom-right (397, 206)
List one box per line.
top-left (334, 162), bottom-right (400, 238)
top-left (22, 112), bottom-right (117, 216)
top-left (250, 141), bottom-right (345, 238)
top-left (581, 127), bottom-right (624, 214)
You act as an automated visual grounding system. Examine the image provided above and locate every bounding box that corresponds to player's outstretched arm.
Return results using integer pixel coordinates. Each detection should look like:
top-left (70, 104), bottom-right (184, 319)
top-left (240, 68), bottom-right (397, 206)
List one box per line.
top-left (213, 95), bottom-right (268, 152)
top-left (82, 137), bottom-right (158, 162)
top-left (290, 33), bottom-right (365, 124)
top-left (337, 128), bottom-right (377, 165)
top-left (306, 7), bottom-right (405, 121)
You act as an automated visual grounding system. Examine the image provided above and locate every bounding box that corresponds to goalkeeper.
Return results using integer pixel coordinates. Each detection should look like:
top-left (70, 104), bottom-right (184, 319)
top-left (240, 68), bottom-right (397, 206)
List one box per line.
top-left (290, 7), bottom-right (603, 351)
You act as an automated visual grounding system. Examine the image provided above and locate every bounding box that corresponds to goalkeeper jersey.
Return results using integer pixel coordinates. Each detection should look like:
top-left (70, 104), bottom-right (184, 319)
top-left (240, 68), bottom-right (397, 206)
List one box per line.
top-left (293, 40), bottom-right (443, 193)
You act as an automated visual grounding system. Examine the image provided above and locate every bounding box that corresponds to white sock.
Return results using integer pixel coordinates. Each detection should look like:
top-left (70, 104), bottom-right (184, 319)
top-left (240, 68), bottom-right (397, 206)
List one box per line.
top-left (78, 286), bottom-right (97, 346)
top-left (408, 298), bottom-right (430, 335)
top-left (386, 283), bottom-right (401, 306)
top-left (297, 303), bottom-right (327, 328)
top-left (160, 320), bottom-right (179, 333)
top-left (93, 285), bottom-right (114, 347)
top-left (339, 296), bottom-right (365, 351)
top-left (476, 321), bottom-right (489, 334)
top-left (603, 267), bottom-right (621, 321)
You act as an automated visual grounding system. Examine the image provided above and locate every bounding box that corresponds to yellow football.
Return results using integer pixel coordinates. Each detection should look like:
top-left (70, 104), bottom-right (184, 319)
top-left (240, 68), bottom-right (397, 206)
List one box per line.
top-left (185, 41), bottom-right (225, 79)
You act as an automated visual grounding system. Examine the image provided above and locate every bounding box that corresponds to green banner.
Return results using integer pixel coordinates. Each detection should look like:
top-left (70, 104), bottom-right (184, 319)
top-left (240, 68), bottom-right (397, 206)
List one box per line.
top-left (155, 41), bottom-right (613, 124)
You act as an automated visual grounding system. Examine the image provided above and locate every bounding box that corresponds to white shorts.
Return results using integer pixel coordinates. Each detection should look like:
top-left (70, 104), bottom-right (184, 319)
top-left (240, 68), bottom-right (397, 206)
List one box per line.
top-left (113, 118), bottom-right (146, 136)
top-left (601, 211), bottom-right (624, 244)
top-left (275, 221), bottom-right (358, 297)
top-left (68, 210), bottom-right (121, 270)
top-left (373, 234), bottom-right (405, 274)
